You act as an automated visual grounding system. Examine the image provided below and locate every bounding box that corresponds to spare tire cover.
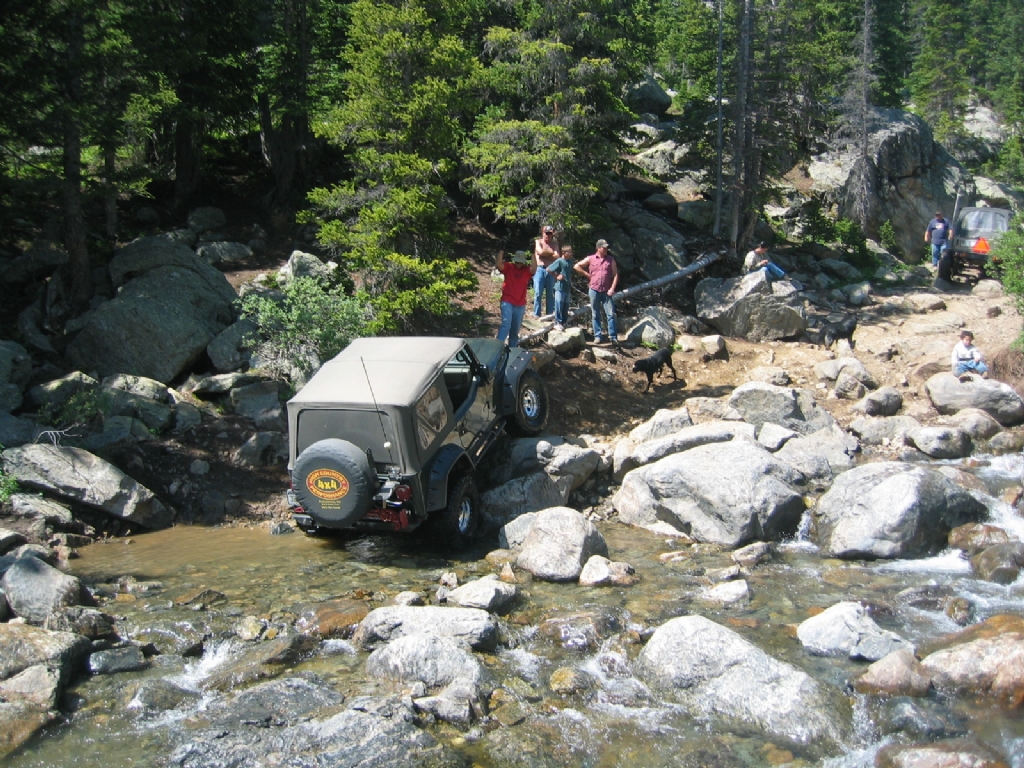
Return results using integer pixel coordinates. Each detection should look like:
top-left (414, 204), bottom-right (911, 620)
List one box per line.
top-left (292, 439), bottom-right (377, 527)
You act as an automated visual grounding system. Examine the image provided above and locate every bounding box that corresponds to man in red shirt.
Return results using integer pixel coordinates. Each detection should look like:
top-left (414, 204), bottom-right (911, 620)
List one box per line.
top-left (496, 250), bottom-right (537, 347)
top-left (574, 239), bottom-right (619, 344)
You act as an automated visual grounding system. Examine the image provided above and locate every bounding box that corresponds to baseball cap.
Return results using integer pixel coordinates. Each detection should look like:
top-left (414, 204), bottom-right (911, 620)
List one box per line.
top-left (595, 239), bottom-right (610, 249)
top-left (543, 225), bottom-right (555, 234)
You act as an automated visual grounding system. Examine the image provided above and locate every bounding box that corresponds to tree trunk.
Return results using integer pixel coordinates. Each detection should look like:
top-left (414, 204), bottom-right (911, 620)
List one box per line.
top-left (104, 144), bottom-right (118, 239)
top-left (174, 114), bottom-right (203, 206)
top-left (63, 6), bottom-right (92, 315)
top-left (728, 0), bottom-right (754, 249)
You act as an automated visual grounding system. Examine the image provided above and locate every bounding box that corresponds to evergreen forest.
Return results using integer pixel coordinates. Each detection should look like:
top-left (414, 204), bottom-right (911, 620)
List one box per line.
top-left (2, 0), bottom-right (1023, 330)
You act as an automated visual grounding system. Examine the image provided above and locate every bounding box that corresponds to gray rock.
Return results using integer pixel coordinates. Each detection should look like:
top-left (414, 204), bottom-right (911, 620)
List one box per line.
top-left (130, 619), bottom-right (206, 657)
top-left (186, 206), bottom-right (226, 233)
top-left (28, 370), bottom-right (97, 410)
top-left (624, 75), bottom-right (672, 116)
top-left (815, 462), bottom-right (987, 559)
top-left (907, 426), bottom-right (972, 459)
top-left (854, 386), bottom-right (903, 416)
top-left (637, 615), bottom-right (850, 751)
top-left (278, 250), bottom-right (335, 283)
top-left (628, 420), bottom-right (756, 470)
top-left (578, 555), bottom-right (636, 586)
top-left (101, 373), bottom-right (168, 402)
top-left (201, 635), bottom-right (320, 692)
top-left (0, 622), bottom-right (90, 682)
top-left (353, 606), bottom-right (498, 651)
top-left (446, 575), bottom-right (518, 613)
top-left (479, 472), bottom-right (571, 529)
top-left (628, 407), bottom-right (694, 443)
top-left (0, 528), bottom-right (26, 556)
top-left (797, 601), bottom-right (911, 661)
top-left (949, 408), bottom-right (1002, 440)
top-left (0, 341), bottom-right (31, 394)
top-left (0, 411), bottom-right (46, 448)
top-left (624, 308), bottom-right (675, 348)
top-left (516, 507), bottom-right (608, 582)
top-left (848, 415), bottom-right (921, 445)
top-left (728, 382), bottom-right (837, 435)
top-left (66, 239), bottom-right (237, 383)
top-left (195, 241), bottom-right (252, 267)
top-left (732, 541), bottom-right (775, 567)
top-left (543, 443), bottom-right (601, 492)
top-left (614, 439), bottom-right (805, 545)
top-left (774, 424), bottom-right (859, 488)
top-left (207, 319), bottom-right (257, 372)
top-left (700, 334), bottom-right (727, 358)
top-left (696, 272), bottom-right (807, 341)
top-left (230, 381), bottom-right (285, 430)
top-left (498, 512), bottom-right (539, 550)
top-left (231, 432), bottom-right (287, 468)
top-left (702, 580), bottom-right (750, 605)
top-left (834, 371), bottom-right (866, 399)
top-left (0, 664), bottom-right (63, 710)
top-left (748, 366), bottom-right (791, 386)
top-left (365, 632), bottom-right (487, 688)
top-left (9, 494), bottom-right (74, 527)
top-left (757, 422), bottom-right (798, 451)
top-left (925, 372), bottom-right (1024, 425)
top-left (44, 606), bottom-right (116, 639)
top-left (1, 556), bottom-right (82, 623)
top-left (546, 327), bottom-right (586, 355)
top-left (815, 357), bottom-right (878, 388)
top-left (89, 645), bottom-right (148, 675)
top-left (3, 443), bottom-right (170, 529)
top-left (989, 431), bottom-right (1024, 455)
top-left (125, 678), bottom-right (202, 718)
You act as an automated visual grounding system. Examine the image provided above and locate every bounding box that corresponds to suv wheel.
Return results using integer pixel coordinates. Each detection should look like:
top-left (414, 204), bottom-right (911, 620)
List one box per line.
top-left (433, 474), bottom-right (479, 549)
top-left (292, 439), bottom-right (378, 528)
top-left (509, 369), bottom-right (548, 436)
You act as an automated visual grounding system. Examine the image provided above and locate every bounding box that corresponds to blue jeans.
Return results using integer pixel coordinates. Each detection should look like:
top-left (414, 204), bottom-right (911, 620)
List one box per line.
top-left (497, 302), bottom-right (526, 347)
top-left (931, 243), bottom-right (947, 266)
top-left (554, 290), bottom-right (569, 325)
top-left (954, 360), bottom-right (988, 376)
top-left (589, 289), bottom-right (617, 341)
top-left (765, 262), bottom-right (785, 279)
top-left (533, 266), bottom-right (554, 316)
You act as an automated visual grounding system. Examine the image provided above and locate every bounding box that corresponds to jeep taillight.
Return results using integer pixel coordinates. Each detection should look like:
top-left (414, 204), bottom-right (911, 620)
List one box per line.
top-left (393, 485), bottom-right (413, 503)
top-left (973, 237), bottom-right (990, 254)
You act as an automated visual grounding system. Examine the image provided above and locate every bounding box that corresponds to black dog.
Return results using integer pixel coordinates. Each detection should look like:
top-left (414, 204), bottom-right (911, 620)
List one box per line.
top-left (820, 315), bottom-right (858, 349)
top-left (632, 347), bottom-right (683, 392)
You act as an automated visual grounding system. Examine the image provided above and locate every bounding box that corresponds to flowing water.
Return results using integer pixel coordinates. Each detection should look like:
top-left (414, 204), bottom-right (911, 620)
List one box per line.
top-left (6, 455), bottom-right (1024, 767)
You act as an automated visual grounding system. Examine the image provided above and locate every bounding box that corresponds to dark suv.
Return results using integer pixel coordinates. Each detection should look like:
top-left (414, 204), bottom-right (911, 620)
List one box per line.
top-left (285, 337), bottom-right (548, 547)
top-left (940, 206), bottom-right (1012, 280)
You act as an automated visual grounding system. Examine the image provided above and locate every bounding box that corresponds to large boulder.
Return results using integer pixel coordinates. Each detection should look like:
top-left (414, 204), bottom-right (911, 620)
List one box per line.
top-left (352, 606), bottom-right (498, 651)
top-left (2, 444), bottom-right (171, 529)
top-left (479, 472), bottom-right (570, 529)
top-left (624, 75), bottom-right (672, 116)
top-left (1, 557), bottom-right (83, 624)
top-left (925, 373), bottom-right (1024, 426)
top-left (65, 238), bottom-right (237, 383)
top-left (624, 420), bottom-right (756, 474)
top-left (637, 615), bottom-right (850, 751)
top-left (613, 439), bottom-right (806, 545)
top-left (365, 632), bottom-right (487, 688)
top-left (728, 382), bottom-right (837, 436)
top-left (797, 601), bottom-right (911, 661)
top-left (446, 575), bottom-right (518, 613)
top-left (515, 507), bottom-right (608, 582)
top-left (815, 462), bottom-right (987, 559)
top-left (695, 271), bottom-right (806, 341)
top-left (0, 623), bottom-right (90, 682)
top-left (919, 615), bottom-right (1024, 706)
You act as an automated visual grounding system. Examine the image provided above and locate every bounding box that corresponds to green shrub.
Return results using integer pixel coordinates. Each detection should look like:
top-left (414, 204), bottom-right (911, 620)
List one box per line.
top-left (38, 388), bottom-right (102, 430)
top-left (834, 218), bottom-right (877, 272)
top-left (990, 216), bottom-right (1024, 345)
top-left (0, 443), bottom-right (16, 503)
top-left (240, 276), bottom-right (370, 381)
top-left (879, 220), bottom-right (901, 255)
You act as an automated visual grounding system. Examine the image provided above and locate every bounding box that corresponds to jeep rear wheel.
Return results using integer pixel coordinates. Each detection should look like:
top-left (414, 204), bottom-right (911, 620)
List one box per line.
top-left (431, 474), bottom-right (479, 550)
top-left (292, 439), bottom-right (378, 528)
top-left (509, 369), bottom-right (548, 436)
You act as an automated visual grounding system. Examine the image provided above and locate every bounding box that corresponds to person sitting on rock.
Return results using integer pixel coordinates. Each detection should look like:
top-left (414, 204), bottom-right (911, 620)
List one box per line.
top-left (951, 330), bottom-right (989, 381)
top-left (743, 242), bottom-right (786, 281)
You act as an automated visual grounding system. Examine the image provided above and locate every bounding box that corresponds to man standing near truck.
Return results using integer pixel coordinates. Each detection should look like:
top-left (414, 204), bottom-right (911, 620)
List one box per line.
top-left (925, 211), bottom-right (951, 268)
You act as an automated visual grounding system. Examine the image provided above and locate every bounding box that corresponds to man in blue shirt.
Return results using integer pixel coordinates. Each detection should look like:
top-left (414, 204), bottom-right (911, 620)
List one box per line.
top-left (924, 211), bottom-right (951, 267)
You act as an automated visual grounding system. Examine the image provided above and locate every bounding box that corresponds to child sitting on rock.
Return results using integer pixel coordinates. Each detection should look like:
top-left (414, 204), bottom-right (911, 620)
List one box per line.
top-left (951, 330), bottom-right (989, 381)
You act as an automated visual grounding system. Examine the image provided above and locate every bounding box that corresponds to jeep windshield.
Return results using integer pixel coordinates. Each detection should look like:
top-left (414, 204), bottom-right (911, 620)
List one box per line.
top-left (956, 208), bottom-right (1009, 236)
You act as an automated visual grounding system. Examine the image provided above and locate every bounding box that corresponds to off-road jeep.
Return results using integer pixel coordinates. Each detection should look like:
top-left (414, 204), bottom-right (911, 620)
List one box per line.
top-left (285, 337), bottom-right (548, 547)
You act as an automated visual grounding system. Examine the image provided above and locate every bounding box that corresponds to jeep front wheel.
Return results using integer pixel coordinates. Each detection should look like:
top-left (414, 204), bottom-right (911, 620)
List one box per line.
top-left (509, 369), bottom-right (548, 436)
top-left (292, 439), bottom-right (378, 528)
top-left (432, 474), bottom-right (479, 550)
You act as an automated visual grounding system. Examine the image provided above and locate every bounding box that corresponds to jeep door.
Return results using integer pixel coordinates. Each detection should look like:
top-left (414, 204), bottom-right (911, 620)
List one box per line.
top-left (444, 344), bottom-right (498, 460)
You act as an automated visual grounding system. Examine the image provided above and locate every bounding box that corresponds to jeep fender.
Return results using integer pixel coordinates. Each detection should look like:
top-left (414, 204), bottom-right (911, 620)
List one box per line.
top-left (426, 443), bottom-right (473, 511)
top-left (501, 350), bottom-right (534, 415)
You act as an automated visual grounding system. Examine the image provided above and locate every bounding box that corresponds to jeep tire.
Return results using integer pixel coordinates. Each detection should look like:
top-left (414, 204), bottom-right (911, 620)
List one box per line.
top-left (292, 439), bottom-right (378, 528)
top-left (431, 474), bottom-right (479, 550)
top-left (509, 369), bottom-right (548, 436)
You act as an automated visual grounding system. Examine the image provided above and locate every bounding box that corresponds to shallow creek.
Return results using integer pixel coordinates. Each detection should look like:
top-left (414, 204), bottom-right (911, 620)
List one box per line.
top-left (7, 455), bottom-right (1024, 767)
